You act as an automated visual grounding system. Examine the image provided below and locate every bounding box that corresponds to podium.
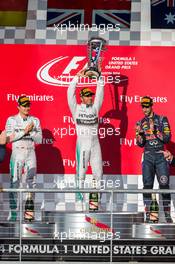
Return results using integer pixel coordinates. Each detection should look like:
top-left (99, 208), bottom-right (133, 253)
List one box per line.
top-left (0, 212), bottom-right (175, 262)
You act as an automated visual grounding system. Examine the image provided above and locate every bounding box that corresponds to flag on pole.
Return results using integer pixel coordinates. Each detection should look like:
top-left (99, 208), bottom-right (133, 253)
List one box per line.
top-left (151, 0), bottom-right (175, 28)
top-left (47, 0), bottom-right (131, 28)
top-left (0, 0), bottom-right (28, 26)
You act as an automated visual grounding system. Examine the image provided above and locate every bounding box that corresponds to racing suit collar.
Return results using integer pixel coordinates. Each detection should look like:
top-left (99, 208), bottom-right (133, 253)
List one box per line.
top-left (81, 103), bottom-right (92, 108)
top-left (145, 111), bottom-right (154, 120)
top-left (18, 113), bottom-right (30, 121)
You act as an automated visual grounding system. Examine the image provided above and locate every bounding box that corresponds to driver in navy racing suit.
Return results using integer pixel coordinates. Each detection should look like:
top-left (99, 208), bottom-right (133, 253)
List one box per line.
top-left (135, 96), bottom-right (172, 223)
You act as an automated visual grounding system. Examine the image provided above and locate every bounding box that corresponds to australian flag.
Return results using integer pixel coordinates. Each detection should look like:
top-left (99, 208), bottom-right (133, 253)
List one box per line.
top-left (151, 0), bottom-right (175, 28)
top-left (47, 0), bottom-right (131, 28)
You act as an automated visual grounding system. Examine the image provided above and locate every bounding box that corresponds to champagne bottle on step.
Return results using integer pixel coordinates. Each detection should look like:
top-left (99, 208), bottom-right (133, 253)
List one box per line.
top-left (150, 193), bottom-right (159, 223)
top-left (24, 192), bottom-right (34, 221)
top-left (89, 179), bottom-right (98, 211)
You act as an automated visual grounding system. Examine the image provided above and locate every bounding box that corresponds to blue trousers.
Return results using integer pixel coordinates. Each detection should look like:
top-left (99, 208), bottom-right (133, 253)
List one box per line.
top-left (142, 151), bottom-right (171, 212)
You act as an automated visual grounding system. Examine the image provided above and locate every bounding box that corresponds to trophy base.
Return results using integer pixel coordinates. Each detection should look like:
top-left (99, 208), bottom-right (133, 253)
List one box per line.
top-left (84, 68), bottom-right (100, 79)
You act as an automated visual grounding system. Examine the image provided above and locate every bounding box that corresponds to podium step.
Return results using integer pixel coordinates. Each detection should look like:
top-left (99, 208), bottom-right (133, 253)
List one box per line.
top-left (1, 212), bottom-right (144, 239)
top-left (133, 223), bottom-right (175, 239)
top-left (2, 213), bottom-right (175, 240)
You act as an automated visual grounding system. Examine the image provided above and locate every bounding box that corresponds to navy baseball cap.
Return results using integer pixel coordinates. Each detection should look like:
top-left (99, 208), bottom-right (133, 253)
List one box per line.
top-left (141, 96), bottom-right (153, 107)
top-left (18, 96), bottom-right (31, 106)
top-left (80, 88), bottom-right (95, 97)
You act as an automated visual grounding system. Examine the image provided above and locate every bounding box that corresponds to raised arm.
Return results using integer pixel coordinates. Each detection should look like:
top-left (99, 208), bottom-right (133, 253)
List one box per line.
top-left (67, 76), bottom-right (78, 117)
top-left (94, 76), bottom-right (104, 114)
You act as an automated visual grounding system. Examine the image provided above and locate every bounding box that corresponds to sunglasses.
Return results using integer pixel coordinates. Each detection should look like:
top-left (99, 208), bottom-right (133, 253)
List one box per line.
top-left (20, 104), bottom-right (31, 108)
top-left (83, 94), bottom-right (93, 97)
top-left (141, 105), bottom-right (150, 109)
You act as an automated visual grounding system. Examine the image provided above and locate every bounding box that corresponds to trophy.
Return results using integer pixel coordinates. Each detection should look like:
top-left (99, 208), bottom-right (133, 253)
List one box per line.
top-left (84, 37), bottom-right (106, 78)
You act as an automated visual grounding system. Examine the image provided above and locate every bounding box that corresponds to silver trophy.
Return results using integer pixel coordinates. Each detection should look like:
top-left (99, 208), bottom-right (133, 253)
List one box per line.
top-left (84, 37), bottom-right (106, 78)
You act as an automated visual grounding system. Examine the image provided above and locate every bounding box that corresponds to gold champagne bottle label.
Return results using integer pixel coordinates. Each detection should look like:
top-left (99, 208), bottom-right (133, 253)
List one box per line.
top-left (150, 212), bottom-right (158, 221)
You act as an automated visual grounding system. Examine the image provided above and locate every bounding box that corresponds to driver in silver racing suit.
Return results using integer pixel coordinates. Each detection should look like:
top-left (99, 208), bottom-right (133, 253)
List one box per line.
top-left (5, 96), bottom-right (42, 221)
top-left (67, 70), bottom-right (104, 208)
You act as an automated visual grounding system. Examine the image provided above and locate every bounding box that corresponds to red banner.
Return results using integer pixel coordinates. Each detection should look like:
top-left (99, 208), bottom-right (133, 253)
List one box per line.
top-left (0, 44), bottom-right (175, 175)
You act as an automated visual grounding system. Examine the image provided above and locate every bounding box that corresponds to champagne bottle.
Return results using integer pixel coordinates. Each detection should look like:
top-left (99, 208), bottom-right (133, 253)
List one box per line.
top-left (24, 192), bottom-right (34, 221)
top-left (150, 193), bottom-right (159, 223)
top-left (89, 179), bottom-right (98, 211)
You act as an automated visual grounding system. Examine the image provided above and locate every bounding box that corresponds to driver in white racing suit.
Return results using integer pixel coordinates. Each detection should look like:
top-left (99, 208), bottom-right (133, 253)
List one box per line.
top-left (67, 70), bottom-right (104, 206)
top-left (5, 96), bottom-right (42, 221)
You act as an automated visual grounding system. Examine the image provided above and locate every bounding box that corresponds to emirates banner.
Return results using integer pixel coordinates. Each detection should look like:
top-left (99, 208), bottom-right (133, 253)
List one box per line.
top-left (0, 44), bottom-right (175, 175)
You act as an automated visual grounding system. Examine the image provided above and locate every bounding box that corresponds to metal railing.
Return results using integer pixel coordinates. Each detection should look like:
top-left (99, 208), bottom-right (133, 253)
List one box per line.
top-left (0, 188), bottom-right (175, 262)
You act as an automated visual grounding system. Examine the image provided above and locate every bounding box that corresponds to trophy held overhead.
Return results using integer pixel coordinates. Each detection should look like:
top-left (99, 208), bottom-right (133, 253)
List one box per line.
top-left (84, 37), bottom-right (107, 79)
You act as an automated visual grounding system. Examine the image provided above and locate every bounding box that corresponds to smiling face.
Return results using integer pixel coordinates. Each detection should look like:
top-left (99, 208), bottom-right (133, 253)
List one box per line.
top-left (81, 94), bottom-right (94, 105)
top-left (142, 105), bottom-right (153, 117)
top-left (18, 104), bottom-right (31, 117)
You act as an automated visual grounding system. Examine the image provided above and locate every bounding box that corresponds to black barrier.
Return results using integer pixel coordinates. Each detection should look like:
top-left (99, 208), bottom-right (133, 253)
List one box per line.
top-left (1, 239), bottom-right (175, 262)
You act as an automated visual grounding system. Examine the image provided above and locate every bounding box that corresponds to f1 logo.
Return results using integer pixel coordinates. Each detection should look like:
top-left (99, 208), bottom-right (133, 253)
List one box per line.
top-left (37, 56), bottom-right (88, 86)
top-left (63, 57), bottom-right (86, 74)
